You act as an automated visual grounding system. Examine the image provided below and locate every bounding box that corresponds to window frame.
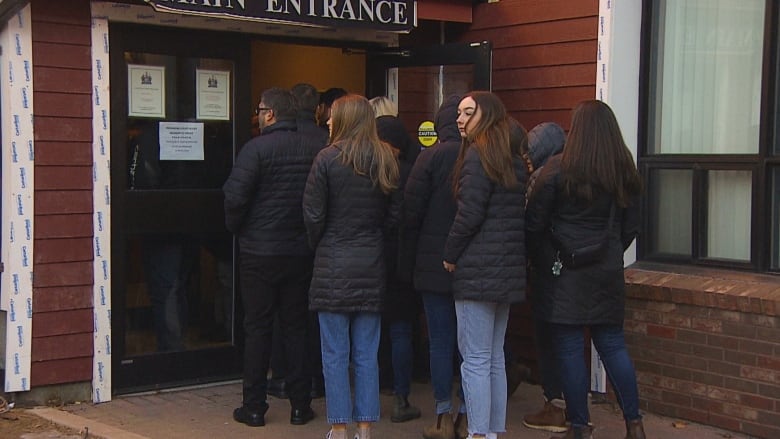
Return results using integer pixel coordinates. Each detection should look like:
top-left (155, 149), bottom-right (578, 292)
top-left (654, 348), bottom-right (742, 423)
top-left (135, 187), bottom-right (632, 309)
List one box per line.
top-left (638, 0), bottom-right (780, 272)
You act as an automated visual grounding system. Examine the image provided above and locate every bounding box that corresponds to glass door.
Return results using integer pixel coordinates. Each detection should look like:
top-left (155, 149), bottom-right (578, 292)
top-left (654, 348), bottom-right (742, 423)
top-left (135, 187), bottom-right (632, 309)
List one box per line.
top-left (109, 24), bottom-right (251, 393)
top-left (367, 41), bottom-right (491, 137)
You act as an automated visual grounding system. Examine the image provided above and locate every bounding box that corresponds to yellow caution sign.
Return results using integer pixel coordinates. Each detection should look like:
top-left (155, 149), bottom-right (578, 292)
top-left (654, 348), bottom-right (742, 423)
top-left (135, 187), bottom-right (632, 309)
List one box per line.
top-left (417, 121), bottom-right (438, 147)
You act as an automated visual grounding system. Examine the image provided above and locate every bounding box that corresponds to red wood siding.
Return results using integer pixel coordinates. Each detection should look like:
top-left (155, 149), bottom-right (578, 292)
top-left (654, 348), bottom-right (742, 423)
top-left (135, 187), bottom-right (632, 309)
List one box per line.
top-left (31, 0), bottom-right (94, 386)
top-left (460, 0), bottom-right (598, 130)
top-left (458, 0), bottom-right (599, 377)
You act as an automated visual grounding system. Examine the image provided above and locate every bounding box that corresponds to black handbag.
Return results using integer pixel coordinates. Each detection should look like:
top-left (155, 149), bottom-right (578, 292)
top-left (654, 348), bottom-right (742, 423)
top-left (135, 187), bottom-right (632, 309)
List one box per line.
top-left (551, 203), bottom-right (615, 271)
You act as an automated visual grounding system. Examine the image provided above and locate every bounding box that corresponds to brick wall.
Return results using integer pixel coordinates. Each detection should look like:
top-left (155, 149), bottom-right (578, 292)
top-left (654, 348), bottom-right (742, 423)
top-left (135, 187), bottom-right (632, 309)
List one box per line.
top-left (625, 267), bottom-right (780, 439)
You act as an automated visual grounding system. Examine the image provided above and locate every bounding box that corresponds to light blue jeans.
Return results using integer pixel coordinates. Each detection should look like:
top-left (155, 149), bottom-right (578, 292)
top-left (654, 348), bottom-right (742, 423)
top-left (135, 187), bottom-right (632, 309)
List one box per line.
top-left (455, 300), bottom-right (510, 436)
top-left (319, 311), bottom-right (381, 424)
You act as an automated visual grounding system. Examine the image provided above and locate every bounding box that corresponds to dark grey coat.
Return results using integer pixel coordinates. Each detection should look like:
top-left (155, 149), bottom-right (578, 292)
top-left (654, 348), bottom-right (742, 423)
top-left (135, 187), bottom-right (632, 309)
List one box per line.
top-left (525, 155), bottom-right (640, 325)
top-left (443, 147), bottom-right (529, 304)
top-left (303, 145), bottom-right (401, 313)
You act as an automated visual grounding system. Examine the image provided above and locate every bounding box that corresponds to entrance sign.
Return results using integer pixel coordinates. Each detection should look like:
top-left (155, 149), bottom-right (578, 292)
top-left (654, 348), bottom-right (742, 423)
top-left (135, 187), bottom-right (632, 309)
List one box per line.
top-left (196, 69), bottom-right (230, 120)
top-left (145, 0), bottom-right (416, 32)
top-left (159, 122), bottom-right (205, 161)
top-left (417, 120), bottom-right (437, 147)
top-left (128, 64), bottom-right (165, 118)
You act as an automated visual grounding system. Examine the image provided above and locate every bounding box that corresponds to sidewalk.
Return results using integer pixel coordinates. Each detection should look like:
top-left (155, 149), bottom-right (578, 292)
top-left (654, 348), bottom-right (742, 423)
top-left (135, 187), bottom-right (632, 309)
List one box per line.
top-left (30, 381), bottom-right (750, 439)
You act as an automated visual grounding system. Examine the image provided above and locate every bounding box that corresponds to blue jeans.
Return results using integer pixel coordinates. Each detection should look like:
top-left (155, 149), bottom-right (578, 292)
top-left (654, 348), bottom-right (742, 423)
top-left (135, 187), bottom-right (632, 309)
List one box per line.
top-left (319, 311), bottom-right (381, 424)
top-left (533, 316), bottom-right (563, 401)
top-left (550, 323), bottom-right (640, 427)
top-left (389, 319), bottom-right (413, 397)
top-left (455, 300), bottom-right (510, 435)
top-left (421, 291), bottom-right (465, 415)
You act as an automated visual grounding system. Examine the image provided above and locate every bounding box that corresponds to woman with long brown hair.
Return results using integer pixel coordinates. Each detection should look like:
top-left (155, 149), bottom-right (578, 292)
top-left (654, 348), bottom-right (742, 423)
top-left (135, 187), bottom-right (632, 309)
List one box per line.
top-left (526, 99), bottom-right (643, 439)
top-left (442, 91), bottom-right (531, 439)
top-left (303, 94), bottom-right (399, 439)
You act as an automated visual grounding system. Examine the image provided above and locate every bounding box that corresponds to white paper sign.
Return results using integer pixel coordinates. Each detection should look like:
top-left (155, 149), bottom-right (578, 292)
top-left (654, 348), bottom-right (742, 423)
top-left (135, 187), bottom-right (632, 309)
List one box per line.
top-left (196, 68), bottom-right (230, 120)
top-left (159, 122), bottom-right (204, 161)
top-left (128, 64), bottom-right (165, 118)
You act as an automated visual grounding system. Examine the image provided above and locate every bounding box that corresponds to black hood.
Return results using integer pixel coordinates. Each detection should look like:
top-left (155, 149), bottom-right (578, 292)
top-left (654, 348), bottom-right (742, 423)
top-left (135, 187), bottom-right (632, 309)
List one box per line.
top-left (528, 122), bottom-right (566, 169)
top-left (376, 115), bottom-right (417, 163)
top-left (434, 94), bottom-right (462, 143)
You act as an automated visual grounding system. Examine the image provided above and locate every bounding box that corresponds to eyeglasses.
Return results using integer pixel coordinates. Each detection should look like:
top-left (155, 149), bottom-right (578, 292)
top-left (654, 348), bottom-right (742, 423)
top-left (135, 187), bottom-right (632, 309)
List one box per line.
top-left (255, 106), bottom-right (271, 116)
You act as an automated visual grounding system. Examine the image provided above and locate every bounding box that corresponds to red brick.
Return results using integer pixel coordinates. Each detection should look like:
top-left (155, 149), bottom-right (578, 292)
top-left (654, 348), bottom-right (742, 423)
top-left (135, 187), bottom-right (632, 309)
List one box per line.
top-left (709, 309), bottom-right (742, 322)
top-left (755, 326), bottom-right (780, 341)
top-left (707, 334), bottom-right (739, 350)
top-left (756, 355), bottom-right (780, 370)
top-left (675, 353), bottom-right (707, 370)
top-left (690, 370), bottom-right (724, 387)
top-left (662, 365), bottom-right (692, 381)
top-left (661, 339), bottom-right (693, 355)
top-left (678, 329), bottom-right (708, 344)
top-left (724, 377), bottom-right (758, 394)
top-left (691, 396), bottom-right (724, 412)
top-left (722, 402), bottom-right (759, 421)
top-left (646, 400), bottom-right (678, 418)
top-left (662, 314), bottom-right (691, 328)
top-left (677, 380), bottom-right (708, 396)
top-left (741, 366), bottom-right (777, 384)
top-left (740, 394), bottom-right (775, 411)
top-left (676, 303), bottom-right (709, 317)
top-left (675, 407), bottom-right (709, 425)
top-left (692, 317), bottom-right (722, 333)
top-left (647, 324), bottom-right (676, 339)
top-left (638, 384), bottom-right (662, 401)
top-left (624, 320), bottom-right (647, 335)
top-left (722, 321), bottom-right (757, 338)
top-left (691, 344), bottom-right (723, 361)
top-left (630, 309), bottom-right (662, 323)
top-left (742, 314), bottom-right (779, 328)
top-left (739, 339), bottom-right (775, 356)
top-left (661, 390), bottom-right (691, 407)
top-left (706, 387), bottom-right (741, 404)
top-left (708, 360), bottom-right (742, 376)
top-left (724, 350), bottom-right (757, 366)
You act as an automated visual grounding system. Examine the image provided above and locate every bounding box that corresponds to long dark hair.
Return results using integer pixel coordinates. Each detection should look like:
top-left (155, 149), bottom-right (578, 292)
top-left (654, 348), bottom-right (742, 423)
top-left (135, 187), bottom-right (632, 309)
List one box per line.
top-left (561, 100), bottom-right (641, 207)
top-left (452, 91), bottom-right (518, 194)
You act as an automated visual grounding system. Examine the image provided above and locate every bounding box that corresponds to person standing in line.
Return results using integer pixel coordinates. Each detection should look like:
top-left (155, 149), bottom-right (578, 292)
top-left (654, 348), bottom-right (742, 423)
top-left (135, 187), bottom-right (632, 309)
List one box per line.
top-left (521, 122), bottom-right (569, 434)
top-left (368, 96), bottom-right (422, 423)
top-left (223, 87), bottom-right (320, 428)
top-left (525, 100), bottom-right (643, 439)
top-left (315, 87), bottom-right (348, 129)
top-left (267, 83), bottom-right (332, 401)
top-left (442, 91), bottom-right (531, 439)
top-left (404, 94), bottom-right (469, 439)
top-left (303, 94), bottom-right (401, 439)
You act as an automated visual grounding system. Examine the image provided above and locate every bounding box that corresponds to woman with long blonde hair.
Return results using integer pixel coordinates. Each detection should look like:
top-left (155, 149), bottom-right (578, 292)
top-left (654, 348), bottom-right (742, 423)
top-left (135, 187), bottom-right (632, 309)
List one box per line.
top-left (303, 94), bottom-right (400, 439)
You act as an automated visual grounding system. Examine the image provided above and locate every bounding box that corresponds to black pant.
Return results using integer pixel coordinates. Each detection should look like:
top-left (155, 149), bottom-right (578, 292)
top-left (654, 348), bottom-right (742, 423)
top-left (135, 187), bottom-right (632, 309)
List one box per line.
top-left (239, 254), bottom-right (312, 411)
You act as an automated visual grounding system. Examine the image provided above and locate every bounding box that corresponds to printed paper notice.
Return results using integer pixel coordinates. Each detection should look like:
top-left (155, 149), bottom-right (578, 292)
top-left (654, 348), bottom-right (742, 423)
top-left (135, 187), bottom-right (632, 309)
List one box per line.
top-left (196, 69), bottom-right (230, 120)
top-left (159, 122), bottom-right (204, 161)
top-left (128, 64), bottom-right (165, 118)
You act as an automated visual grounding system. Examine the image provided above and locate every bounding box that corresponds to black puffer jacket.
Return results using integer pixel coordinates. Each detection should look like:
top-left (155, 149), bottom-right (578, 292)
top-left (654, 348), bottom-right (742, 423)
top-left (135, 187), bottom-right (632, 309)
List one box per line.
top-left (443, 147), bottom-right (529, 304)
top-left (223, 120), bottom-right (323, 256)
top-left (525, 155), bottom-right (640, 324)
top-left (403, 94), bottom-right (461, 294)
top-left (303, 145), bottom-right (401, 313)
top-left (376, 115), bottom-right (420, 320)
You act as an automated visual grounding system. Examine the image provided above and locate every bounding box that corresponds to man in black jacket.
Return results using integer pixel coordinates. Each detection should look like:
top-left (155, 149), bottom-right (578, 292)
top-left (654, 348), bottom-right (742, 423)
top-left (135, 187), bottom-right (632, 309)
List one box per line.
top-left (223, 87), bottom-right (322, 427)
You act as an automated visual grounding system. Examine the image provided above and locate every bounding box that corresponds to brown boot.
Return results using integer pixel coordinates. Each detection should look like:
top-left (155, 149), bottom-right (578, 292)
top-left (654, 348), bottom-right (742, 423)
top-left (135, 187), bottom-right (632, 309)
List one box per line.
top-left (453, 413), bottom-right (468, 439)
top-left (422, 413), bottom-right (455, 439)
top-left (523, 401), bottom-right (567, 433)
top-left (550, 425), bottom-right (593, 439)
top-left (625, 419), bottom-right (646, 439)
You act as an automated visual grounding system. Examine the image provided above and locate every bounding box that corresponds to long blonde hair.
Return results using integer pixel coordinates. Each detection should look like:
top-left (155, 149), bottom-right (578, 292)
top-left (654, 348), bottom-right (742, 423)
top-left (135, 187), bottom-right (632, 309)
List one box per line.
top-left (330, 94), bottom-right (399, 194)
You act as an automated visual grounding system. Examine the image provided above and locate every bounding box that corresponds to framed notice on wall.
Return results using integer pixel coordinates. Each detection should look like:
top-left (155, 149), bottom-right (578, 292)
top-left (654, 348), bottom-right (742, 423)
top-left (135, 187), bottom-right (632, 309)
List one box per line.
top-left (196, 69), bottom-right (230, 120)
top-left (128, 64), bottom-right (166, 118)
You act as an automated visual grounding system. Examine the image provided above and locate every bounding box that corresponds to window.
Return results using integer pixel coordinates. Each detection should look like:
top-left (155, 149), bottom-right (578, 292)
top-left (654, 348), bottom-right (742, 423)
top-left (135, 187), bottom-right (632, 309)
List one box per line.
top-left (641, 0), bottom-right (776, 269)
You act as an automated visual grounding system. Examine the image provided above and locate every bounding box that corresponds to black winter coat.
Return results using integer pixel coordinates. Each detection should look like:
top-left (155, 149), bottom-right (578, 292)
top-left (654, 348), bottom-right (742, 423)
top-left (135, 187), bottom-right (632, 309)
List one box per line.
top-left (525, 155), bottom-right (640, 325)
top-left (403, 95), bottom-right (462, 294)
top-left (303, 145), bottom-right (401, 313)
top-left (443, 147), bottom-right (529, 304)
top-left (222, 120), bottom-right (323, 256)
top-left (376, 115), bottom-right (420, 320)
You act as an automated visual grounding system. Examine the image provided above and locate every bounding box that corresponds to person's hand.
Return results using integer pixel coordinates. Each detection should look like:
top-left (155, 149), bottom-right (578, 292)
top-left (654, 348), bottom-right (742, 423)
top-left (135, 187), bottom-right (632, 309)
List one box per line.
top-left (443, 261), bottom-right (456, 273)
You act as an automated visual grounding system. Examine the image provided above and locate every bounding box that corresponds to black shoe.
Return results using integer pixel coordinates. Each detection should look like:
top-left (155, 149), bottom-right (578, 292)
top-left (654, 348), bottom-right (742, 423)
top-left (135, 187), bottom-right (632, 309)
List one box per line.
top-left (267, 378), bottom-right (288, 399)
top-left (290, 406), bottom-right (315, 425)
top-left (233, 406), bottom-right (266, 427)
